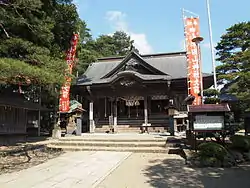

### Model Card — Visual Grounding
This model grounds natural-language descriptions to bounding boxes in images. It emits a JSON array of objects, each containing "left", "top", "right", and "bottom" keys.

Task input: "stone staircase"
[
  {"left": 47, "top": 134, "right": 176, "bottom": 153},
  {"left": 95, "top": 125, "right": 141, "bottom": 133}
]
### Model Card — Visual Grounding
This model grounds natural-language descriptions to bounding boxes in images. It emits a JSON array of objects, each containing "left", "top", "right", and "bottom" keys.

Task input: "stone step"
[
  {"left": 95, "top": 127, "right": 166, "bottom": 133},
  {"left": 95, "top": 129, "right": 141, "bottom": 133},
  {"left": 50, "top": 141, "right": 167, "bottom": 147},
  {"left": 47, "top": 144, "right": 169, "bottom": 153},
  {"left": 59, "top": 137, "right": 167, "bottom": 143}
]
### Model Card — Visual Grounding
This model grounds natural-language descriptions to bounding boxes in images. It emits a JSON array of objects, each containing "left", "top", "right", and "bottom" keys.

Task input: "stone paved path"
[
  {"left": 98, "top": 153, "right": 250, "bottom": 188},
  {"left": 0, "top": 151, "right": 131, "bottom": 188}
]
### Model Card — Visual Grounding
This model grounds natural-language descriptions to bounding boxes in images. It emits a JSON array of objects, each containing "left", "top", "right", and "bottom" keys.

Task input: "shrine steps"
[
  {"left": 47, "top": 135, "right": 175, "bottom": 153},
  {"left": 47, "top": 145, "right": 168, "bottom": 153},
  {"left": 95, "top": 125, "right": 167, "bottom": 133},
  {"left": 49, "top": 141, "right": 166, "bottom": 147}
]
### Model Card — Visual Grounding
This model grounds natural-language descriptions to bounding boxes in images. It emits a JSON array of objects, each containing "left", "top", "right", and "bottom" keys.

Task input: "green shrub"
[
  {"left": 198, "top": 142, "right": 228, "bottom": 161},
  {"left": 200, "top": 156, "right": 221, "bottom": 167},
  {"left": 230, "top": 135, "right": 250, "bottom": 152}
]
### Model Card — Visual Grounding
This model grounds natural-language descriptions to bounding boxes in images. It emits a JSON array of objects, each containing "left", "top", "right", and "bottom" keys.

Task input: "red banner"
[
  {"left": 184, "top": 17, "right": 202, "bottom": 105},
  {"left": 59, "top": 33, "right": 79, "bottom": 112}
]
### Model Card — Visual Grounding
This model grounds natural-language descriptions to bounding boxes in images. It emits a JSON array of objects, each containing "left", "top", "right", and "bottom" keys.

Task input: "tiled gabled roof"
[{"left": 77, "top": 51, "right": 213, "bottom": 86}]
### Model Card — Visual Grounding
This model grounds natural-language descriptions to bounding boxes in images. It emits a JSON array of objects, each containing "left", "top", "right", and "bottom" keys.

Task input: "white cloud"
[
  {"left": 105, "top": 11, "right": 128, "bottom": 31},
  {"left": 105, "top": 11, "right": 153, "bottom": 54}
]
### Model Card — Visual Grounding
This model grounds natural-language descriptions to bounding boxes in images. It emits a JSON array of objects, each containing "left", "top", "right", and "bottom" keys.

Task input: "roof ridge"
[
  {"left": 101, "top": 51, "right": 168, "bottom": 79},
  {"left": 97, "top": 51, "right": 186, "bottom": 61}
]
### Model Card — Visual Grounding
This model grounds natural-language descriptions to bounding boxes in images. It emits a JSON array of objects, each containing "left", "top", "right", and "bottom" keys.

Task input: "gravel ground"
[
  {"left": 0, "top": 146, "right": 63, "bottom": 175},
  {"left": 97, "top": 153, "right": 250, "bottom": 188}
]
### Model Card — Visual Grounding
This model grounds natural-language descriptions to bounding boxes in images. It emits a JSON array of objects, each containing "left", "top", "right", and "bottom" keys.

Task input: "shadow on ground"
[
  {"left": 144, "top": 157, "right": 250, "bottom": 188},
  {"left": 0, "top": 145, "right": 63, "bottom": 175}
]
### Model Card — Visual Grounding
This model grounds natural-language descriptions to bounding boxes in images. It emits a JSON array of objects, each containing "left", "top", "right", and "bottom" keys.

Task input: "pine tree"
[{"left": 216, "top": 22, "right": 250, "bottom": 110}]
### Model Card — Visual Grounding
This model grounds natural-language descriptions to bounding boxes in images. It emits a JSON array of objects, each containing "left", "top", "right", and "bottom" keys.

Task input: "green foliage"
[
  {"left": 199, "top": 157, "right": 222, "bottom": 167},
  {"left": 204, "top": 97, "right": 220, "bottom": 104},
  {"left": 75, "top": 31, "right": 137, "bottom": 75},
  {"left": 203, "top": 89, "right": 220, "bottom": 104},
  {"left": 75, "top": 48, "right": 97, "bottom": 76},
  {"left": 0, "top": 0, "right": 138, "bottom": 112},
  {"left": 216, "top": 22, "right": 250, "bottom": 110},
  {"left": 0, "top": 1, "right": 137, "bottom": 82},
  {"left": 0, "top": 58, "right": 65, "bottom": 85},
  {"left": 230, "top": 135, "right": 250, "bottom": 152},
  {"left": 198, "top": 142, "right": 228, "bottom": 161},
  {"left": 0, "top": 0, "right": 91, "bottom": 115},
  {"left": 87, "top": 31, "right": 135, "bottom": 57},
  {"left": 203, "top": 89, "right": 220, "bottom": 97},
  {"left": 0, "top": 0, "right": 82, "bottom": 85}
]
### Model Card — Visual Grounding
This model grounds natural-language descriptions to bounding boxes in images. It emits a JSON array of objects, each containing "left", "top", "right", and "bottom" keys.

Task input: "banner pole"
[
  {"left": 182, "top": 8, "right": 187, "bottom": 50},
  {"left": 182, "top": 9, "right": 202, "bottom": 105},
  {"left": 206, "top": 0, "right": 217, "bottom": 90}
]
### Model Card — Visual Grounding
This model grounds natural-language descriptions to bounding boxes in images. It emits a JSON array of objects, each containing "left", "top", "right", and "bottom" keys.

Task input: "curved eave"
[{"left": 77, "top": 71, "right": 171, "bottom": 86}]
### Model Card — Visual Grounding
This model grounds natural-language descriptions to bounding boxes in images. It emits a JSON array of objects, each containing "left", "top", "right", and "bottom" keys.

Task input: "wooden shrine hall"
[{"left": 75, "top": 50, "right": 213, "bottom": 133}]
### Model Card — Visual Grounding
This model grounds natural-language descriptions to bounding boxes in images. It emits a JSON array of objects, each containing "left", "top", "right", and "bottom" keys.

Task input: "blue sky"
[{"left": 73, "top": 0, "right": 250, "bottom": 73}]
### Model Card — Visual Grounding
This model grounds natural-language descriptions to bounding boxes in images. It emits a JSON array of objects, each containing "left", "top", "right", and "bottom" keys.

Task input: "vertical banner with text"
[
  {"left": 59, "top": 33, "right": 79, "bottom": 112},
  {"left": 184, "top": 17, "right": 202, "bottom": 105}
]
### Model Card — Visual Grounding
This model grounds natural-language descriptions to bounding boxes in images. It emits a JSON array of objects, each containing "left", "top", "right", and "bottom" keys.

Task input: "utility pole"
[{"left": 206, "top": 0, "right": 217, "bottom": 90}]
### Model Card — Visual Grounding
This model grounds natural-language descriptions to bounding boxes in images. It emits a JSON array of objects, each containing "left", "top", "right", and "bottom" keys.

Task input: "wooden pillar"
[
  {"left": 104, "top": 97, "right": 107, "bottom": 118},
  {"left": 144, "top": 97, "right": 148, "bottom": 125},
  {"left": 143, "top": 96, "right": 149, "bottom": 133},
  {"left": 110, "top": 100, "right": 113, "bottom": 116},
  {"left": 89, "top": 101, "right": 95, "bottom": 133},
  {"left": 113, "top": 99, "right": 117, "bottom": 133},
  {"left": 148, "top": 96, "right": 151, "bottom": 115}
]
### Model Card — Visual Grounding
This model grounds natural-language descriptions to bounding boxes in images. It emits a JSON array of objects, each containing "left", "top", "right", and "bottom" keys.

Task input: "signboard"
[
  {"left": 59, "top": 33, "right": 79, "bottom": 112},
  {"left": 194, "top": 115, "right": 224, "bottom": 131},
  {"left": 184, "top": 17, "right": 202, "bottom": 105}
]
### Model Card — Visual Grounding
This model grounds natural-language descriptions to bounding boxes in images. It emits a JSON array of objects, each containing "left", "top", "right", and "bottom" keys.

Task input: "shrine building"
[{"left": 75, "top": 50, "right": 213, "bottom": 133}]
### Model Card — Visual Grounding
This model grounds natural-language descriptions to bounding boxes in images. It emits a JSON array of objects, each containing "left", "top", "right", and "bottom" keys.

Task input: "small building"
[
  {"left": 59, "top": 100, "right": 85, "bottom": 134},
  {"left": 0, "top": 92, "right": 47, "bottom": 144},
  {"left": 75, "top": 51, "right": 213, "bottom": 133}
]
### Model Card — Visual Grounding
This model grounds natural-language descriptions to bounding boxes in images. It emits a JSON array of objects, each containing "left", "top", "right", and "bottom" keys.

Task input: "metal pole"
[
  {"left": 182, "top": 9, "right": 199, "bottom": 18},
  {"left": 197, "top": 43, "right": 204, "bottom": 104},
  {"left": 206, "top": 0, "right": 217, "bottom": 90},
  {"left": 182, "top": 8, "right": 187, "bottom": 50}
]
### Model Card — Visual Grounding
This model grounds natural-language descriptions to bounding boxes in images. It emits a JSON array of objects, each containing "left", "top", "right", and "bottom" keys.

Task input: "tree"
[
  {"left": 203, "top": 89, "right": 220, "bottom": 104},
  {"left": 216, "top": 22, "right": 250, "bottom": 110},
  {"left": 0, "top": 0, "right": 64, "bottom": 85},
  {"left": 75, "top": 31, "right": 138, "bottom": 76},
  {"left": 0, "top": 0, "right": 92, "bottom": 84},
  {"left": 87, "top": 31, "right": 137, "bottom": 57},
  {"left": 0, "top": 0, "right": 93, "bottom": 113}
]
